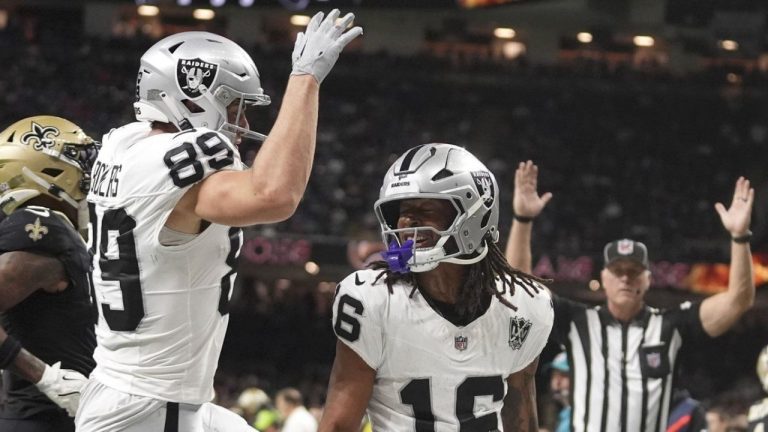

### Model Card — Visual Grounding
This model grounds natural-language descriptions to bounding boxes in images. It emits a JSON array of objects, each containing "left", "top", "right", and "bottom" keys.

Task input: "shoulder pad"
[
  {"left": 0, "top": 206, "right": 82, "bottom": 255},
  {"left": 336, "top": 269, "right": 388, "bottom": 302}
]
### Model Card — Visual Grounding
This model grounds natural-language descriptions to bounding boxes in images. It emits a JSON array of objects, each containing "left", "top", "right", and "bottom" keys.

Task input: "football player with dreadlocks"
[
  {"left": 0, "top": 116, "right": 99, "bottom": 432},
  {"left": 319, "top": 144, "right": 554, "bottom": 432}
]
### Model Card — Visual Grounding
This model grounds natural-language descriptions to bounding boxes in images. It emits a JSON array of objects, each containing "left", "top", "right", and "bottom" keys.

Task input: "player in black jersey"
[{"left": 0, "top": 116, "right": 100, "bottom": 432}]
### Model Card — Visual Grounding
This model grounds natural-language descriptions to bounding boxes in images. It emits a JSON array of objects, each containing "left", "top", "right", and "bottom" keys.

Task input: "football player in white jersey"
[
  {"left": 319, "top": 144, "right": 554, "bottom": 432},
  {"left": 75, "top": 10, "right": 362, "bottom": 432}
]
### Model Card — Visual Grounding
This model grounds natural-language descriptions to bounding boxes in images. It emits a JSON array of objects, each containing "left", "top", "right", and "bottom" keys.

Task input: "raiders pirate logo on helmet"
[
  {"left": 471, "top": 171, "right": 495, "bottom": 208},
  {"left": 176, "top": 58, "right": 218, "bottom": 99}
]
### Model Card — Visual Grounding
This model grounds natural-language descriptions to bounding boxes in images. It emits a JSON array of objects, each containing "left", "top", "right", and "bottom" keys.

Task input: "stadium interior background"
[{"left": 2, "top": 0, "right": 768, "bottom": 425}]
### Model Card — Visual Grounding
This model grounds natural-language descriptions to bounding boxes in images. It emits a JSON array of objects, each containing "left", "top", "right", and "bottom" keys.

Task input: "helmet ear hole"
[{"left": 443, "top": 236, "right": 460, "bottom": 255}]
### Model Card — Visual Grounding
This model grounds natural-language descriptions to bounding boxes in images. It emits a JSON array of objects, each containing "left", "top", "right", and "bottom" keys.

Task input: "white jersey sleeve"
[
  {"left": 331, "top": 270, "right": 386, "bottom": 370},
  {"left": 505, "top": 279, "right": 554, "bottom": 373}
]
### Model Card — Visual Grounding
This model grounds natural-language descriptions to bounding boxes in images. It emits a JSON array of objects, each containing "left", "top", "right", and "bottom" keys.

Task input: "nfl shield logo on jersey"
[
  {"left": 647, "top": 352, "right": 661, "bottom": 369},
  {"left": 177, "top": 58, "right": 218, "bottom": 99},
  {"left": 508, "top": 317, "right": 532, "bottom": 350},
  {"left": 454, "top": 335, "right": 468, "bottom": 351}
]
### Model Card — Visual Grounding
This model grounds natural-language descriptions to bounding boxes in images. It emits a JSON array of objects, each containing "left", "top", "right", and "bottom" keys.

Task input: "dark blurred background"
[{"left": 1, "top": 0, "right": 768, "bottom": 429}]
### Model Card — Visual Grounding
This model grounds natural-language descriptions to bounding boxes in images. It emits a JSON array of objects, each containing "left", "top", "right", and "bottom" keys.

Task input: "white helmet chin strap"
[
  {"left": 22, "top": 166, "right": 79, "bottom": 208},
  {"left": 407, "top": 235, "right": 451, "bottom": 273},
  {"left": 406, "top": 235, "right": 489, "bottom": 273},
  {"left": 160, "top": 92, "right": 193, "bottom": 131},
  {"left": 444, "top": 242, "right": 489, "bottom": 265}
]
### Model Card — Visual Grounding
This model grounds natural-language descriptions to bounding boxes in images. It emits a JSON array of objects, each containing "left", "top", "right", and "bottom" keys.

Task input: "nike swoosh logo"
[
  {"left": 354, "top": 274, "right": 364, "bottom": 286},
  {"left": 61, "top": 376, "right": 81, "bottom": 381}
]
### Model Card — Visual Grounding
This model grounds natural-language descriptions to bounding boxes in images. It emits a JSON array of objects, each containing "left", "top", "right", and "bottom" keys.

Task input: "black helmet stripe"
[{"left": 397, "top": 144, "right": 426, "bottom": 173}]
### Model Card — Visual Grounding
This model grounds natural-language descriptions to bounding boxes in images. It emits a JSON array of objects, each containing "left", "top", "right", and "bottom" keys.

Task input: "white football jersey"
[
  {"left": 332, "top": 269, "right": 554, "bottom": 432},
  {"left": 87, "top": 122, "right": 244, "bottom": 404}
]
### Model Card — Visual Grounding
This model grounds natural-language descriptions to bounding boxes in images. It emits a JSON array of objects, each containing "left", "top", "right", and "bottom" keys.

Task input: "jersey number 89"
[{"left": 164, "top": 131, "right": 234, "bottom": 188}]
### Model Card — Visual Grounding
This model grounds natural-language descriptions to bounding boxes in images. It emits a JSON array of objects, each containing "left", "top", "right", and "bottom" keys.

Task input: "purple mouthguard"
[{"left": 381, "top": 239, "right": 414, "bottom": 274}]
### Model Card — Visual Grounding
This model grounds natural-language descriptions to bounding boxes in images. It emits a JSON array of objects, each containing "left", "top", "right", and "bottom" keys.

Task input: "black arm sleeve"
[
  {"left": 551, "top": 294, "right": 586, "bottom": 345},
  {"left": 666, "top": 300, "right": 708, "bottom": 341}
]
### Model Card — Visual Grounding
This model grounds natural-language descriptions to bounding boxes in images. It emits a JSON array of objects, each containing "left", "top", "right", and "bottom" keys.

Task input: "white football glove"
[
  {"left": 291, "top": 9, "right": 363, "bottom": 84},
  {"left": 34, "top": 361, "right": 88, "bottom": 417}
]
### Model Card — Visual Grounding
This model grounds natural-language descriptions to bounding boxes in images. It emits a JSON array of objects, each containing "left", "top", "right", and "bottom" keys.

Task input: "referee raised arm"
[{"left": 505, "top": 161, "right": 756, "bottom": 432}]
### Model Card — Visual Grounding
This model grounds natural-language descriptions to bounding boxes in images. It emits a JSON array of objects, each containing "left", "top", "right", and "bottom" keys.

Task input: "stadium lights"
[
  {"left": 633, "top": 35, "right": 655, "bottom": 47},
  {"left": 720, "top": 40, "right": 739, "bottom": 51},
  {"left": 177, "top": 0, "right": 192, "bottom": 5},
  {"left": 502, "top": 41, "right": 525, "bottom": 59},
  {"left": 137, "top": 5, "right": 160, "bottom": 16},
  {"left": 577, "top": 32, "right": 593, "bottom": 43},
  {"left": 239, "top": 0, "right": 255, "bottom": 5},
  {"left": 493, "top": 27, "right": 516, "bottom": 39},
  {"left": 305, "top": 261, "right": 320, "bottom": 275},
  {"left": 193, "top": 8, "right": 216, "bottom": 20},
  {"left": 290, "top": 15, "right": 311, "bottom": 26},
  {"left": 210, "top": 0, "right": 226, "bottom": 6}
]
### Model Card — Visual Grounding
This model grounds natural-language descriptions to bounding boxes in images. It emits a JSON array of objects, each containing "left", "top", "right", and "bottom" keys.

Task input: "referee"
[{"left": 506, "top": 161, "right": 756, "bottom": 432}]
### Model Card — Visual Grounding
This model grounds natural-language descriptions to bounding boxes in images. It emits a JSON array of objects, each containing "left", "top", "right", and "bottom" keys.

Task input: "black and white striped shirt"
[{"left": 551, "top": 296, "right": 706, "bottom": 432}]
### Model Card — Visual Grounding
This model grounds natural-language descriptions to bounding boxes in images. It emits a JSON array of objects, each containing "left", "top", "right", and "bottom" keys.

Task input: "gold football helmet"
[
  {"left": 0, "top": 116, "right": 99, "bottom": 217},
  {"left": 758, "top": 345, "right": 768, "bottom": 393}
]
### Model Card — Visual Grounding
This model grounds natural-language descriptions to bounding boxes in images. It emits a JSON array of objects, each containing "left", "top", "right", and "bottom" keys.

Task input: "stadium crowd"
[
  {"left": 2, "top": 20, "right": 768, "bottom": 431},
  {"left": 3, "top": 29, "right": 768, "bottom": 264}
]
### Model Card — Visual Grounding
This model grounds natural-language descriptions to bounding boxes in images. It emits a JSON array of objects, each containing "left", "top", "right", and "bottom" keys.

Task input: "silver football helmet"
[
  {"left": 758, "top": 345, "right": 768, "bottom": 393},
  {"left": 374, "top": 144, "right": 499, "bottom": 273},
  {"left": 134, "top": 31, "right": 271, "bottom": 142}
]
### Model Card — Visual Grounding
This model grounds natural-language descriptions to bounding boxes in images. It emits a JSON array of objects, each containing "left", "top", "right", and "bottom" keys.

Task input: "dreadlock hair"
[{"left": 371, "top": 233, "right": 549, "bottom": 320}]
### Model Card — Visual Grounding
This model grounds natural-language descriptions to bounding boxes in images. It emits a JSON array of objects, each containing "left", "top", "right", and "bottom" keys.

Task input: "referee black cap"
[{"left": 603, "top": 239, "right": 649, "bottom": 269}]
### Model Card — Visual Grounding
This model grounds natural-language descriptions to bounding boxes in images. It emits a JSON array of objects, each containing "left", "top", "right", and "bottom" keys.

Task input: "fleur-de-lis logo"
[
  {"left": 24, "top": 217, "right": 49, "bottom": 242},
  {"left": 21, "top": 122, "right": 59, "bottom": 151}
]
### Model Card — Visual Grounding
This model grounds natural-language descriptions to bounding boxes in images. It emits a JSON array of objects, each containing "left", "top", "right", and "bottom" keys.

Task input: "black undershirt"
[{"left": 417, "top": 285, "right": 492, "bottom": 327}]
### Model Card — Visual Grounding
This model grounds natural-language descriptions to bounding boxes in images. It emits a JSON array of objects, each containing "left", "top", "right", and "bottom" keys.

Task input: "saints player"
[
  {"left": 0, "top": 116, "right": 99, "bottom": 431},
  {"left": 320, "top": 144, "right": 554, "bottom": 432},
  {"left": 75, "top": 10, "right": 362, "bottom": 432},
  {"left": 748, "top": 346, "right": 768, "bottom": 431}
]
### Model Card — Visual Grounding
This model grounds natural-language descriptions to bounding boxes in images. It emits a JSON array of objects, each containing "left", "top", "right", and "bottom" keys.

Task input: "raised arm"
[
  {"left": 191, "top": 10, "right": 362, "bottom": 227},
  {"left": 501, "top": 357, "right": 540, "bottom": 432},
  {"left": 194, "top": 75, "right": 321, "bottom": 226},
  {"left": 505, "top": 161, "right": 552, "bottom": 273},
  {"left": 0, "top": 251, "right": 87, "bottom": 416},
  {"left": 699, "top": 176, "right": 755, "bottom": 337},
  {"left": 319, "top": 341, "right": 376, "bottom": 432}
]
